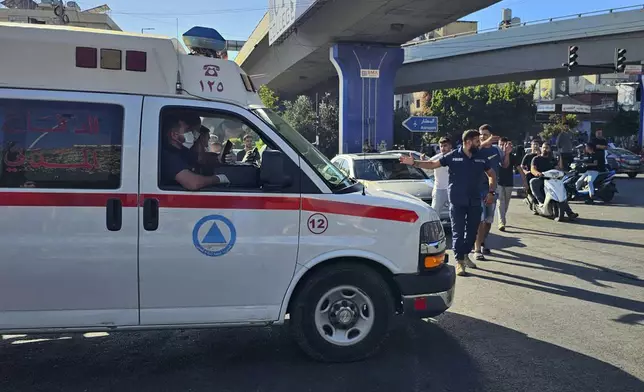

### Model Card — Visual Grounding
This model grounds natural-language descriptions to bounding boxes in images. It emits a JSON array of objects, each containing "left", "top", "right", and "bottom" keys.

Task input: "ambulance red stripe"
[{"left": 0, "top": 192, "right": 419, "bottom": 223}]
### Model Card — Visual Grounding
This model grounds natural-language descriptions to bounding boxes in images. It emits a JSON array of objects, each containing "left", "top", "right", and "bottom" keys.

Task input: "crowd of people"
[{"left": 399, "top": 124, "right": 611, "bottom": 276}]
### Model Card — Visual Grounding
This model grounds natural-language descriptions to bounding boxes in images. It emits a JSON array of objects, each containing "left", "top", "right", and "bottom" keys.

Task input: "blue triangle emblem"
[{"left": 202, "top": 222, "right": 226, "bottom": 244}]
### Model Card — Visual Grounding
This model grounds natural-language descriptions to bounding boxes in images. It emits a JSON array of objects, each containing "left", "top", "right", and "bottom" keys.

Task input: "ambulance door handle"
[
  {"left": 143, "top": 198, "right": 159, "bottom": 231},
  {"left": 106, "top": 198, "right": 122, "bottom": 232}
]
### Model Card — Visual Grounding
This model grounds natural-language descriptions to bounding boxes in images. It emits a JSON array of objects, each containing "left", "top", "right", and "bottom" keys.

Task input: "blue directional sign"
[{"left": 402, "top": 116, "right": 439, "bottom": 133}]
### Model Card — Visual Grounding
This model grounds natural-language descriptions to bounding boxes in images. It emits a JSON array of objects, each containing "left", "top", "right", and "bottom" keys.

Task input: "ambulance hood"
[{"left": 363, "top": 187, "right": 439, "bottom": 223}]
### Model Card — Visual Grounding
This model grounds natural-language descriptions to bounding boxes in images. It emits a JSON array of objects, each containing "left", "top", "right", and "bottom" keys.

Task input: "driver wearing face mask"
[{"left": 161, "top": 112, "right": 229, "bottom": 190}]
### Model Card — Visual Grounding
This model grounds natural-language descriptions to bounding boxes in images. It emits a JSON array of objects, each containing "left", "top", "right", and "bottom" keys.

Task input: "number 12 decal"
[{"left": 307, "top": 213, "right": 328, "bottom": 234}]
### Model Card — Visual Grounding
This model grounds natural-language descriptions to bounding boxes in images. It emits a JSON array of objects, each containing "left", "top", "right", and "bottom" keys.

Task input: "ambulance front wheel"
[{"left": 290, "top": 263, "right": 394, "bottom": 362}]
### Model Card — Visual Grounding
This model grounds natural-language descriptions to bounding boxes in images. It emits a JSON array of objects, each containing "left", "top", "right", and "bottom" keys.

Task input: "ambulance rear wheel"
[{"left": 290, "top": 263, "right": 394, "bottom": 362}]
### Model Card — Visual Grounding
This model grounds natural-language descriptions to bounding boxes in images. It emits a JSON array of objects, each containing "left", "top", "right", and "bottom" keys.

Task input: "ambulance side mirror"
[{"left": 260, "top": 150, "right": 292, "bottom": 190}]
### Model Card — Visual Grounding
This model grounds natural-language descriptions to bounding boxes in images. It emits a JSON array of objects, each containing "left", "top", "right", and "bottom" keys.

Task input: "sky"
[{"left": 73, "top": 0, "right": 638, "bottom": 58}]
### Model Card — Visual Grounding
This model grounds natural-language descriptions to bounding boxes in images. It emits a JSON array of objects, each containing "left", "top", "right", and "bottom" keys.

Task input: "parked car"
[
  {"left": 381, "top": 150, "right": 433, "bottom": 177},
  {"left": 330, "top": 154, "right": 450, "bottom": 222},
  {"left": 606, "top": 148, "right": 642, "bottom": 178}
]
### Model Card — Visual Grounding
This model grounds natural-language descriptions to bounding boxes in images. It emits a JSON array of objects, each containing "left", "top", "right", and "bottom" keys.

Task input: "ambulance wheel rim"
[{"left": 314, "top": 285, "right": 374, "bottom": 347}]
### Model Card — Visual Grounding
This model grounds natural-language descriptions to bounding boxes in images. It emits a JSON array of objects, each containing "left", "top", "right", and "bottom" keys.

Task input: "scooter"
[
  {"left": 524, "top": 169, "right": 573, "bottom": 222},
  {"left": 563, "top": 161, "right": 618, "bottom": 203}
]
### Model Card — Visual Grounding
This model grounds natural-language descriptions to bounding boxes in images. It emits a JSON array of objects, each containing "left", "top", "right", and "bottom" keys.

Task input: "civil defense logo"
[{"left": 192, "top": 215, "right": 237, "bottom": 257}]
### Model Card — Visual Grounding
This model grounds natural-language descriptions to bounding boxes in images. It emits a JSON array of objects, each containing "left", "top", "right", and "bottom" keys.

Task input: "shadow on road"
[
  {"left": 512, "top": 226, "right": 644, "bottom": 250},
  {"left": 0, "top": 314, "right": 643, "bottom": 392},
  {"left": 574, "top": 218, "right": 644, "bottom": 231},
  {"left": 492, "top": 249, "right": 643, "bottom": 289}
]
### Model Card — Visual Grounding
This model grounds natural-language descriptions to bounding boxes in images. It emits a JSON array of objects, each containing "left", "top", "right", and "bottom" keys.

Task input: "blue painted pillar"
[
  {"left": 639, "top": 75, "right": 644, "bottom": 146},
  {"left": 330, "top": 43, "right": 404, "bottom": 154}
]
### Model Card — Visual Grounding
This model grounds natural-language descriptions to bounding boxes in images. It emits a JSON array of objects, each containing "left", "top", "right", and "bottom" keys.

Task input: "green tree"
[
  {"left": 540, "top": 114, "right": 579, "bottom": 141},
  {"left": 282, "top": 95, "right": 316, "bottom": 137},
  {"left": 258, "top": 85, "right": 279, "bottom": 110},
  {"left": 424, "top": 82, "right": 536, "bottom": 142},
  {"left": 317, "top": 93, "right": 340, "bottom": 157},
  {"left": 604, "top": 109, "right": 639, "bottom": 138}
]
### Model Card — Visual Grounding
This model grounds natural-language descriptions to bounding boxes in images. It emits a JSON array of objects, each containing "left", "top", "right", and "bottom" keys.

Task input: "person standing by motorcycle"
[
  {"left": 591, "top": 130, "right": 608, "bottom": 167},
  {"left": 556, "top": 130, "right": 574, "bottom": 171},
  {"left": 530, "top": 143, "right": 579, "bottom": 219},
  {"left": 497, "top": 137, "right": 526, "bottom": 231},
  {"left": 575, "top": 142, "right": 605, "bottom": 204}
]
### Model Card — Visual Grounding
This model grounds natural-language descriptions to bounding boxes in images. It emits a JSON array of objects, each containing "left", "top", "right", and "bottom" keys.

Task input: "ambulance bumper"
[{"left": 394, "top": 264, "right": 456, "bottom": 318}]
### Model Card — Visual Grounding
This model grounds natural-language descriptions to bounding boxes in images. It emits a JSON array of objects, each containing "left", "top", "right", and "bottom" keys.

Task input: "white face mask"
[{"left": 182, "top": 131, "right": 195, "bottom": 149}]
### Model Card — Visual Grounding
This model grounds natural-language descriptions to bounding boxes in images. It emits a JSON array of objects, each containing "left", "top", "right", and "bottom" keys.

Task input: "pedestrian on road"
[
  {"left": 429, "top": 137, "right": 452, "bottom": 218},
  {"left": 474, "top": 124, "right": 504, "bottom": 261},
  {"left": 496, "top": 137, "right": 526, "bottom": 231},
  {"left": 399, "top": 130, "right": 497, "bottom": 276},
  {"left": 556, "top": 130, "right": 574, "bottom": 171}
]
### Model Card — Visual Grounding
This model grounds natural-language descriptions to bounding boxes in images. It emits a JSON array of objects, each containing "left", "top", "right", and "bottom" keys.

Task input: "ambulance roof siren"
[{"left": 182, "top": 26, "right": 228, "bottom": 59}]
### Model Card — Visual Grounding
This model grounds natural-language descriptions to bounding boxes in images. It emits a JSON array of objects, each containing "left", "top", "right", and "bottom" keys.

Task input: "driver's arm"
[{"left": 175, "top": 170, "right": 226, "bottom": 191}]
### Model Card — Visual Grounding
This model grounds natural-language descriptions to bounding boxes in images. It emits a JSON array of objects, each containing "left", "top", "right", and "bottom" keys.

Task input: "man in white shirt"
[{"left": 429, "top": 137, "right": 452, "bottom": 217}]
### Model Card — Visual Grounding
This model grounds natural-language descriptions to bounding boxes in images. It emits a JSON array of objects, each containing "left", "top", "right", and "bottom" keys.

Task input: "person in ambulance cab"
[{"left": 160, "top": 112, "right": 229, "bottom": 190}]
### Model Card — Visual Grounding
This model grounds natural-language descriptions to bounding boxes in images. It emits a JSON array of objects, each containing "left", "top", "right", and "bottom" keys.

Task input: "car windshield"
[
  {"left": 252, "top": 108, "right": 353, "bottom": 190},
  {"left": 353, "top": 158, "right": 428, "bottom": 181}
]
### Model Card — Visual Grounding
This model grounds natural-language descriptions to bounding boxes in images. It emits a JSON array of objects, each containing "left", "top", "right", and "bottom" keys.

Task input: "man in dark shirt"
[
  {"left": 160, "top": 112, "right": 229, "bottom": 191},
  {"left": 590, "top": 129, "right": 608, "bottom": 167},
  {"left": 400, "top": 129, "right": 497, "bottom": 276},
  {"left": 521, "top": 140, "right": 541, "bottom": 188},
  {"left": 496, "top": 137, "right": 526, "bottom": 231},
  {"left": 575, "top": 142, "right": 605, "bottom": 203},
  {"left": 530, "top": 143, "right": 556, "bottom": 204}
]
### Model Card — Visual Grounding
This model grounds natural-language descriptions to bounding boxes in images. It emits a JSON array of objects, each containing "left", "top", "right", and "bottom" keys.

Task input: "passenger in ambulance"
[
  {"left": 160, "top": 113, "right": 230, "bottom": 190},
  {"left": 237, "top": 133, "right": 257, "bottom": 162}
]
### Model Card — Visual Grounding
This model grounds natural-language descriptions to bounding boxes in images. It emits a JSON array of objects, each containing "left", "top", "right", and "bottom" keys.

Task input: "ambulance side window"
[
  {"left": 0, "top": 98, "right": 124, "bottom": 189},
  {"left": 158, "top": 107, "right": 299, "bottom": 193}
]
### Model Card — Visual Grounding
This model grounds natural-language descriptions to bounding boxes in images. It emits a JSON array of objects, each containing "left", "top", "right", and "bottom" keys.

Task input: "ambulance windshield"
[{"left": 253, "top": 108, "right": 353, "bottom": 190}]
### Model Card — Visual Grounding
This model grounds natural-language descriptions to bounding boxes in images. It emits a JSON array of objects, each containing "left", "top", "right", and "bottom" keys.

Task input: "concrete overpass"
[
  {"left": 237, "top": 0, "right": 501, "bottom": 153},
  {"left": 396, "top": 6, "right": 644, "bottom": 93}
]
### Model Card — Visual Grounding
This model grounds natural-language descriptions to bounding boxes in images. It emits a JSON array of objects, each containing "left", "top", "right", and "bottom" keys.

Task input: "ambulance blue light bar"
[{"left": 183, "top": 26, "right": 227, "bottom": 58}]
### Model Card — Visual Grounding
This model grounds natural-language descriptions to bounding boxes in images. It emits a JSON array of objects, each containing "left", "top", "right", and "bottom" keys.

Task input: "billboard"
[
  {"left": 268, "top": 0, "right": 319, "bottom": 46},
  {"left": 554, "top": 77, "right": 569, "bottom": 97}
]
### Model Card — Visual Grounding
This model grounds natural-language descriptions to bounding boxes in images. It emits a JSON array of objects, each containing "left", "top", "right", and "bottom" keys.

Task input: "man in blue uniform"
[{"left": 400, "top": 130, "right": 497, "bottom": 276}]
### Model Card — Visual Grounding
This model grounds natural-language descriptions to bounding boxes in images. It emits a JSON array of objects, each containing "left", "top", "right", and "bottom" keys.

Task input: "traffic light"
[
  {"left": 567, "top": 46, "right": 578, "bottom": 72},
  {"left": 615, "top": 48, "right": 627, "bottom": 72}
]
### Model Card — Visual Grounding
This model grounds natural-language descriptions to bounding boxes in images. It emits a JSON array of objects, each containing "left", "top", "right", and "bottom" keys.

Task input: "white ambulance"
[{"left": 0, "top": 22, "right": 454, "bottom": 362}]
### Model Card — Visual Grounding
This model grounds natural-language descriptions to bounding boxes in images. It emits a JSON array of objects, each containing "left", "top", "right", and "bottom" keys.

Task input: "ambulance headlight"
[
  {"left": 419, "top": 221, "right": 447, "bottom": 270},
  {"left": 419, "top": 221, "right": 445, "bottom": 254}
]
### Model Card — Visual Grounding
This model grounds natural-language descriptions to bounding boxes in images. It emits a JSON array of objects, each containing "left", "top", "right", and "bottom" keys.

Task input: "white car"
[{"left": 331, "top": 154, "right": 450, "bottom": 222}]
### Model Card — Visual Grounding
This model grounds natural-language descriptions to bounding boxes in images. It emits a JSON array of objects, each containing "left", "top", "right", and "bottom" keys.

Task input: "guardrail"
[{"left": 402, "top": 4, "right": 644, "bottom": 47}]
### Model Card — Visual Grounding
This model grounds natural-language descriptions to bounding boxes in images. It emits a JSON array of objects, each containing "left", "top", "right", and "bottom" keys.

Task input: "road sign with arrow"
[{"left": 402, "top": 116, "right": 438, "bottom": 133}]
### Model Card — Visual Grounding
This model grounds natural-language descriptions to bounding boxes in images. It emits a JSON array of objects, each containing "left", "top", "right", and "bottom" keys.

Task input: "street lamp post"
[{"left": 141, "top": 28, "right": 155, "bottom": 34}]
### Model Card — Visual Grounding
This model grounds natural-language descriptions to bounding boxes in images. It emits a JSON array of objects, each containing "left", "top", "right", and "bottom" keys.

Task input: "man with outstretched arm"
[{"left": 400, "top": 130, "right": 496, "bottom": 276}]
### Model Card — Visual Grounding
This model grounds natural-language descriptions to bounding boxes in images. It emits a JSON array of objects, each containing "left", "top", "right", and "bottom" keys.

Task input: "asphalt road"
[{"left": 1, "top": 175, "right": 643, "bottom": 392}]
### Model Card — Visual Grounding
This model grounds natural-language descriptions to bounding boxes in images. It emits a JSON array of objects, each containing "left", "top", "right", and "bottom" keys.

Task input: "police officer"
[{"left": 400, "top": 130, "right": 497, "bottom": 276}]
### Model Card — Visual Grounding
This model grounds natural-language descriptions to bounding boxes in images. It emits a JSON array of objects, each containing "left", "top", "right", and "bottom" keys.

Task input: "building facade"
[{"left": 0, "top": 1, "right": 120, "bottom": 31}]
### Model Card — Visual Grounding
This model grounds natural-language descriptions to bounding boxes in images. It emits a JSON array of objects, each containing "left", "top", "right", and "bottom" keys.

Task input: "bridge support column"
[
  {"left": 330, "top": 43, "right": 404, "bottom": 154},
  {"left": 637, "top": 75, "right": 644, "bottom": 146}
]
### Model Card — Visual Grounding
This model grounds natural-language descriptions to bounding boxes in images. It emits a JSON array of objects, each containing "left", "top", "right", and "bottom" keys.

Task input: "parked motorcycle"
[
  {"left": 563, "top": 161, "right": 618, "bottom": 203},
  {"left": 524, "top": 169, "right": 572, "bottom": 222}
]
